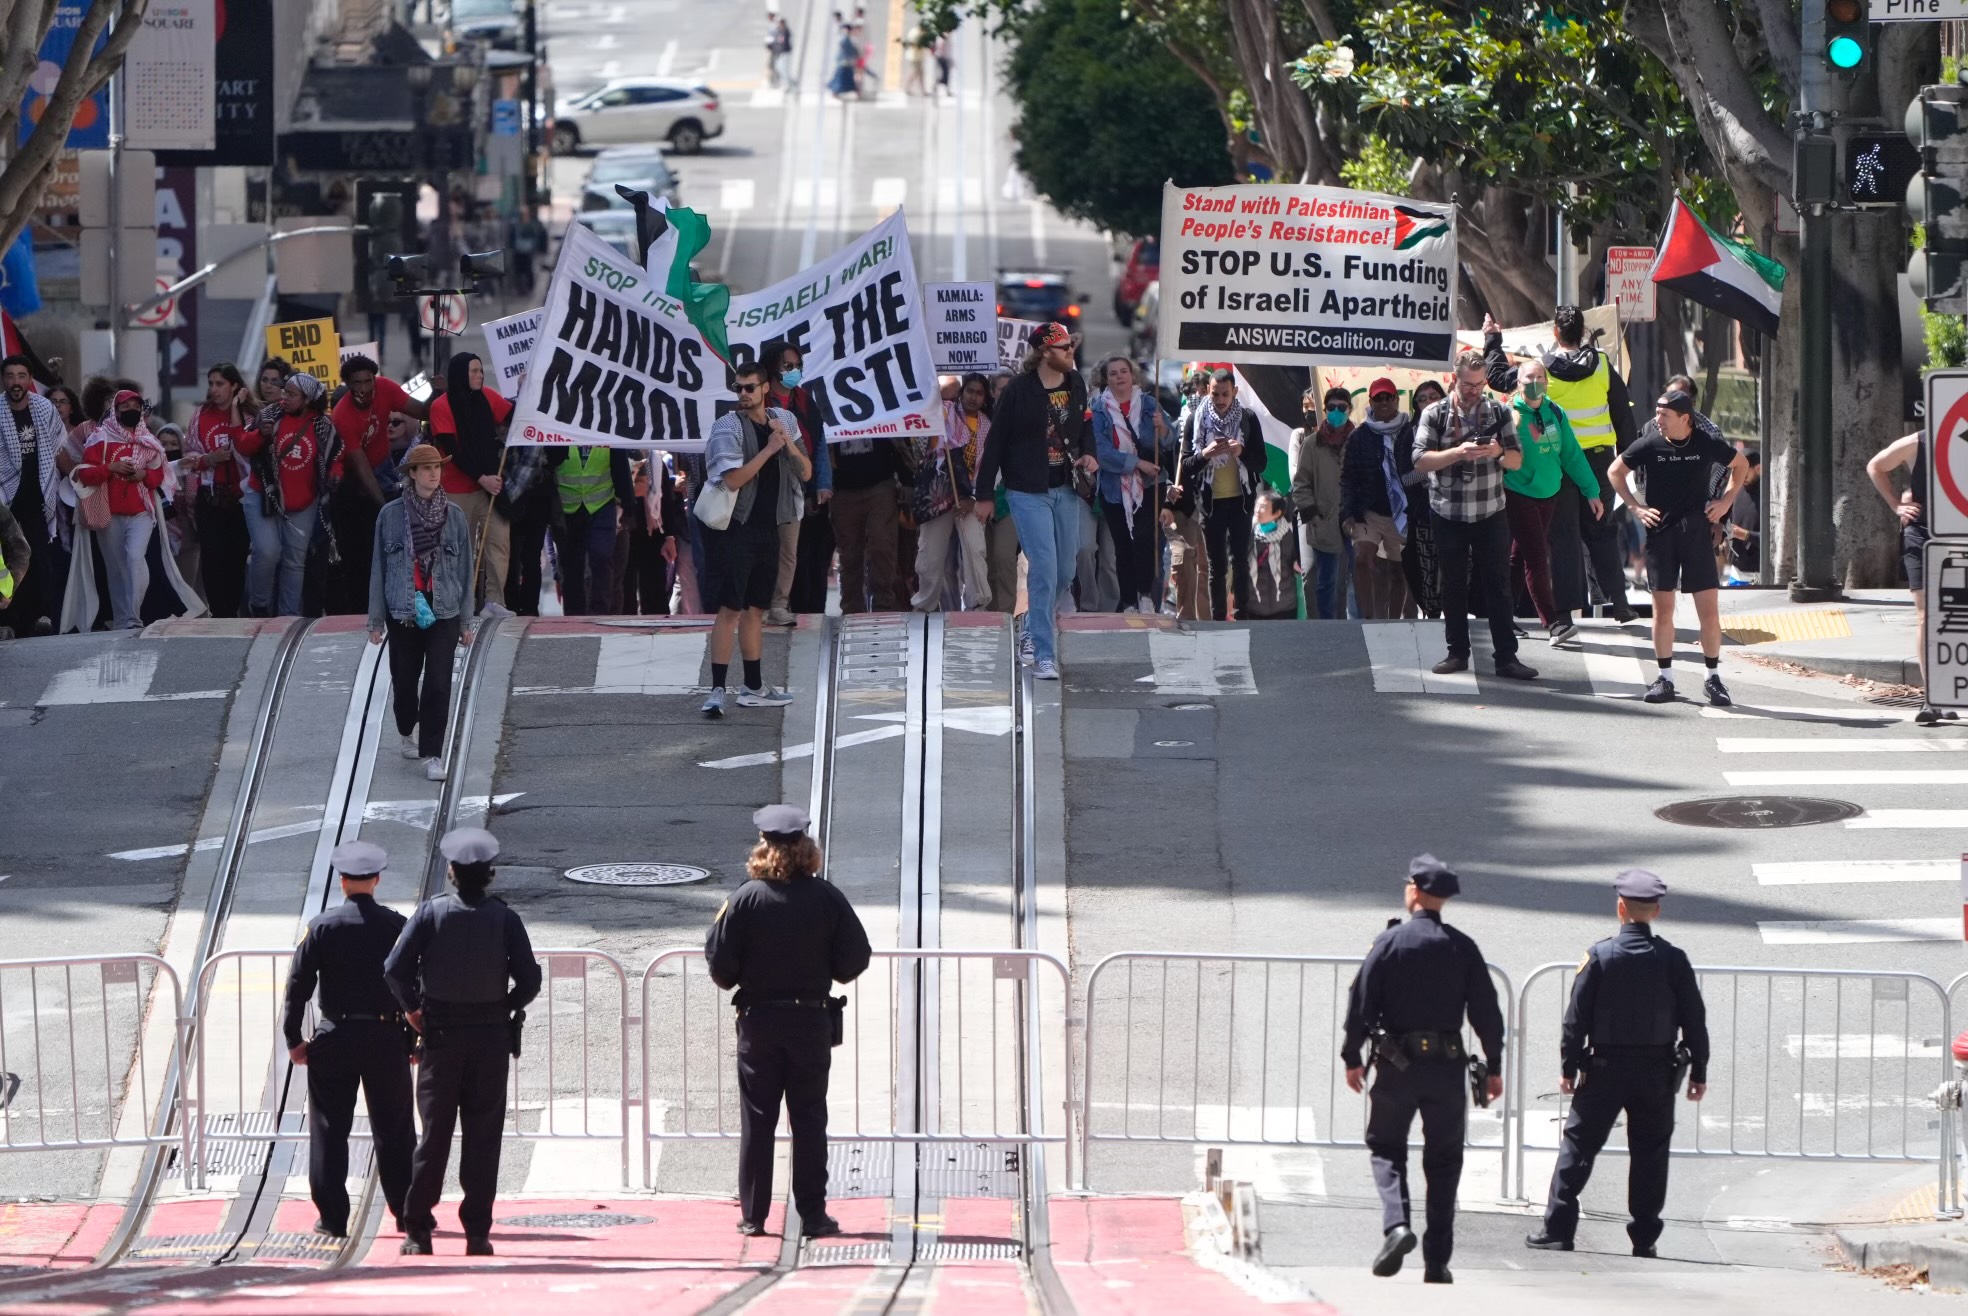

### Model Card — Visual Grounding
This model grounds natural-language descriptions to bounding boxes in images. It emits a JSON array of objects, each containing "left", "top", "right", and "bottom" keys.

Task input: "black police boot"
[
  {"left": 1633, "top": 1243, "right": 1659, "bottom": 1258},
  {"left": 801, "top": 1214, "right": 842, "bottom": 1239},
  {"left": 1370, "top": 1224, "right": 1416, "bottom": 1277},
  {"left": 400, "top": 1228, "right": 434, "bottom": 1256},
  {"left": 736, "top": 1220, "right": 767, "bottom": 1237},
  {"left": 1524, "top": 1231, "right": 1573, "bottom": 1251},
  {"left": 466, "top": 1235, "right": 494, "bottom": 1257},
  {"left": 1423, "top": 1264, "right": 1453, "bottom": 1284}
]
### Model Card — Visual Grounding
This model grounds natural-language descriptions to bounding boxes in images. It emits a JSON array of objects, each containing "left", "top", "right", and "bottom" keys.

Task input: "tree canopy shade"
[{"left": 999, "top": 0, "right": 1233, "bottom": 238}]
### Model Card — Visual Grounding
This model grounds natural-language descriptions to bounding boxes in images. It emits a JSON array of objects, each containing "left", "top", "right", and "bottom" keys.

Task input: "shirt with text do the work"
[
  {"left": 282, "top": 892, "right": 409, "bottom": 1047},
  {"left": 704, "top": 872, "right": 873, "bottom": 1008},
  {"left": 1341, "top": 909, "right": 1506, "bottom": 1077},
  {"left": 1621, "top": 423, "right": 1737, "bottom": 527}
]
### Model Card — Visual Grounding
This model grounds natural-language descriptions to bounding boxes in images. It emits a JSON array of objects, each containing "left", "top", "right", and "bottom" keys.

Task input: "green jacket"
[{"left": 1504, "top": 397, "right": 1599, "bottom": 501}]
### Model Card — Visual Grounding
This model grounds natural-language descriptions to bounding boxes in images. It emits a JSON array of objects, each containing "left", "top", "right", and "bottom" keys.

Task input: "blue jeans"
[
  {"left": 242, "top": 496, "right": 317, "bottom": 616},
  {"left": 1312, "top": 549, "right": 1343, "bottom": 619},
  {"left": 1006, "top": 485, "right": 1080, "bottom": 665}
]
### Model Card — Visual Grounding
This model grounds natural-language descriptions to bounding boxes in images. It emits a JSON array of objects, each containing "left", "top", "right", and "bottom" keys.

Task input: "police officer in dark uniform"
[
  {"left": 705, "top": 804, "right": 871, "bottom": 1239},
  {"left": 1341, "top": 854, "right": 1504, "bottom": 1285},
  {"left": 1527, "top": 869, "right": 1708, "bottom": 1258},
  {"left": 384, "top": 827, "right": 542, "bottom": 1257},
  {"left": 283, "top": 840, "right": 417, "bottom": 1239}
]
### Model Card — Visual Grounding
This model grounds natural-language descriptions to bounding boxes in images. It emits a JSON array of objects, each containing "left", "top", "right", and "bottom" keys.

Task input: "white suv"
[{"left": 552, "top": 79, "right": 724, "bottom": 155}]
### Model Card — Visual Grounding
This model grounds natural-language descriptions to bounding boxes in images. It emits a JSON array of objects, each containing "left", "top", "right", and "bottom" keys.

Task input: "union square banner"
[
  {"left": 505, "top": 209, "right": 939, "bottom": 451},
  {"left": 1156, "top": 182, "right": 1459, "bottom": 370}
]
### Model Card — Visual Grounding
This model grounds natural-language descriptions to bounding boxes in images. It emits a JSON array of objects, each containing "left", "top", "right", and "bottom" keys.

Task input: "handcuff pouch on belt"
[{"left": 1372, "top": 1029, "right": 1467, "bottom": 1073}]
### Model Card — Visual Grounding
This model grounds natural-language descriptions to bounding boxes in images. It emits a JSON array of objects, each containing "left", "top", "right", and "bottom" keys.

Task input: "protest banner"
[
  {"left": 339, "top": 340, "right": 378, "bottom": 364},
  {"left": 1459, "top": 306, "right": 1624, "bottom": 372},
  {"left": 483, "top": 308, "right": 544, "bottom": 394},
  {"left": 924, "top": 281, "right": 996, "bottom": 372},
  {"left": 1157, "top": 182, "right": 1458, "bottom": 370},
  {"left": 997, "top": 316, "right": 1043, "bottom": 371},
  {"left": 724, "top": 208, "right": 939, "bottom": 442},
  {"left": 266, "top": 317, "right": 341, "bottom": 382},
  {"left": 506, "top": 220, "right": 716, "bottom": 452}
]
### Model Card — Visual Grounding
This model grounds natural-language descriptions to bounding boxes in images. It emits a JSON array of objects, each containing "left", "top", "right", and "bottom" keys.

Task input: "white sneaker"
[
  {"left": 423, "top": 757, "right": 446, "bottom": 781},
  {"left": 401, "top": 733, "right": 419, "bottom": 760},
  {"left": 736, "top": 685, "right": 794, "bottom": 708},
  {"left": 701, "top": 687, "right": 730, "bottom": 719},
  {"left": 1034, "top": 659, "right": 1060, "bottom": 681},
  {"left": 1548, "top": 621, "right": 1579, "bottom": 645},
  {"left": 764, "top": 607, "right": 796, "bottom": 626}
]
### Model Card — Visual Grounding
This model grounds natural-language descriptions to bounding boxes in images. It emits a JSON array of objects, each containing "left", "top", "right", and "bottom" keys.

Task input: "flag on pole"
[
  {"left": 1648, "top": 197, "right": 1785, "bottom": 339},
  {"left": 651, "top": 205, "right": 730, "bottom": 364}
]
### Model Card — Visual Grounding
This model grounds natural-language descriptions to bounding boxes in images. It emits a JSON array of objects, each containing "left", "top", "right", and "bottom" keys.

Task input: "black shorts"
[
  {"left": 1905, "top": 524, "right": 1931, "bottom": 590},
  {"left": 704, "top": 517, "right": 780, "bottom": 612},
  {"left": 1643, "top": 513, "right": 1720, "bottom": 594}
]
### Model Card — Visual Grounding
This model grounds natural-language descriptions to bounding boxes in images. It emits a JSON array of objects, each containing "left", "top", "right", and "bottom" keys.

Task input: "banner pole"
[{"left": 1153, "top": 355, "right": 1165, "bottom": 616}]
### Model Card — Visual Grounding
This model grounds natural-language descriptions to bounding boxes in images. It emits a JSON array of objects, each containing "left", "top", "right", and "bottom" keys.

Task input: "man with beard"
[
  {"left": 0, "top": 355, "right": 65, "bottom": 635},
  {"left": 328, "top": 356, "right": 421, "bottom": 615}
]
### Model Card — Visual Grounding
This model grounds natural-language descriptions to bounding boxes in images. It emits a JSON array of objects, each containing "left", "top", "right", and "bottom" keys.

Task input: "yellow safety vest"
[
  {"left": 1545, "top": 354, "right": 1617, "bottom": 451},
  {"left": 559, "top": 446, "right": 613, "bottom": 515},
  {"left": 0, "top": 559, "right": 12, "bottom": 604}
]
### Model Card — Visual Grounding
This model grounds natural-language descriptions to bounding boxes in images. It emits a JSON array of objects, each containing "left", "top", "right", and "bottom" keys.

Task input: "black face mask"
[
  {"left": 1302, "top": 410, "right": 1321, "bottom": 427},
  {"left": 117, "top": 410, "right": 142, "bottom": 430}
]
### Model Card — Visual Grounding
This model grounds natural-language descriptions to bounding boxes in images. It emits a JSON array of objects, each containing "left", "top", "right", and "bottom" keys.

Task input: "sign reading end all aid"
[{"left": 1925, "top": 370, "right": 1968, "bottom": 539}]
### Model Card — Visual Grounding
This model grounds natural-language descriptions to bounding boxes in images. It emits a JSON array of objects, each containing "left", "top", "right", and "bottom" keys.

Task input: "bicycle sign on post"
[{"left": 419, "top": 292, "right": 467, "bottom": 336}]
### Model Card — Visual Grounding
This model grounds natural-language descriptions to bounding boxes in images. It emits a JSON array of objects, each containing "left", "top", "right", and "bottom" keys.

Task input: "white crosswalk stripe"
[
  {"left": 1360, "top": 621, "right": 1477, "bottom": 695},
  {"left": 1717, "top": 737, "right": 1968, "bottom": 754},
  {"left": 1753, "top": 859, "right": 1955, "bottom": 885},
  {"left": 1724, "top": 769, "right": 1968, "bottom": 786},
  {"left": 1847, "top": 810, "right": 1968, "bottom": 828},
  {"left": 1757, "top": 919, "right": 1959, "bottom": 945}
]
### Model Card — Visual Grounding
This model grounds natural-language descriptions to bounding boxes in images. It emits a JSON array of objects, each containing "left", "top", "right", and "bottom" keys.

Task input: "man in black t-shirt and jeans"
[{"left": 1606, "top": 391, "right": 1750, "bottom": 707}]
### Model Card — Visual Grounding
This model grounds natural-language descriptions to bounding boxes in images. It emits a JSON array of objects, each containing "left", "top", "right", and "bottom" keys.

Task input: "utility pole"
[
  {"left": 523, "top": 0, "right": 540, "bottom": 211},
  {"left": 107, "top": 72, "right": 123, "bottom": 377},
  {"left": 1791, "top": 0, "right": 1843, "bottom": 601}
]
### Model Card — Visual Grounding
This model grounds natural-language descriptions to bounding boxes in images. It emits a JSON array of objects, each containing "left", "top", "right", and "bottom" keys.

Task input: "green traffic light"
[{"left": 1828, "top": 34, "right": 1865, "bottom": 69}]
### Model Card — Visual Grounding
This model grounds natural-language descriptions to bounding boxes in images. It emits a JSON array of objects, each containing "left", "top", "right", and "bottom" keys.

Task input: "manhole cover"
[
  {"left": 500, "top": 1211, "right": 655, "bottom": 1228},
  {"left": 563, "top": 863, "right": 712, "bottom": 886},
  {"left": 1654, "top": 796, "right": 1864, "bottom": 829}
]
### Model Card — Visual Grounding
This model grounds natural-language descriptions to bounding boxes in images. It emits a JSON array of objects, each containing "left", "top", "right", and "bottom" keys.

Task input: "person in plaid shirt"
[{"left": 1414, "top": 352, "right": 1537, "bottom": 681}]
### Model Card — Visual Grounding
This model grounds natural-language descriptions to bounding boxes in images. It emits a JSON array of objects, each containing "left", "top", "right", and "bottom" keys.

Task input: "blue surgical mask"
[
  {"left": 781, "top": 367, "right": 802, "bottom": 388},
  {"left": 1325, "top": 407, "right": 1348, "bottom": 427}
]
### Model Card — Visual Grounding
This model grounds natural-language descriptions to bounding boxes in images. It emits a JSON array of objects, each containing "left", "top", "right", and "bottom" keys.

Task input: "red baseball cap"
[{"left": 1368, "top": 377, "right": 1398, "bottom": 397}]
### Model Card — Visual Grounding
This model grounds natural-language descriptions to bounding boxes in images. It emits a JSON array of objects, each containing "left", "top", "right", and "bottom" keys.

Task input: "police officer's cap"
[
  {"left": 438, "top": 827, "right": 500, "bottom": 864},
  {"left": 1406, "top": 853, "right": 1461, "bottom": 897},
  {"left": 331, "top": 840, "right": 388, "bottom": 876},
  {"left": 753, "top": 803, "right": 811, "bottom": 841},
  {"left": 1615, "top": 868, "right": 1669, "bottom": 901}
]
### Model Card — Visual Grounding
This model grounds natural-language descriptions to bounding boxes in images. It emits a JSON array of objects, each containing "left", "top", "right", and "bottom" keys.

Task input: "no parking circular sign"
[{"left": 1927, "top": 370, "right": 1968, "bottom": 539}]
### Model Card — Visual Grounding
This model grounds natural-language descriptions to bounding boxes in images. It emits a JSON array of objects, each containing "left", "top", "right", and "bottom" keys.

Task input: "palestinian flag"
[
  {"left": 646, "top": 205, "right": 731, "bottom": 363},
  {"left": 1392, "top": 204, "right": 1451, "bottom": 252},
  {"left": 1, "top": 310, "right": 56, "bottom": 387},
  {"left": 1232, "top": 364, "right": 1309, "bottom": 501},
  {"left": 1649, "top": 196, "right": 1785, "bottom": 339}
]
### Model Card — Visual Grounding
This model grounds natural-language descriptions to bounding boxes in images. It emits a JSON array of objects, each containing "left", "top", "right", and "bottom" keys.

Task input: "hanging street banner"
[
  {"left": 482, "top": 307, "right": 545, "bottom": 394},
  {"left": 725, "top": 208, "right": 940, "bottom": 442},
  {"left": 923, "top": 281, "right": 997, "bottom": 372},
  {"left": 124, "top": 0, "right": 217, "bottom": 152},
  {"left": 1156, "top": 182, "right": 1458, "bottom": 370},
  {"left": 507, "top": 220, "right": 715, "bottom": 452}
]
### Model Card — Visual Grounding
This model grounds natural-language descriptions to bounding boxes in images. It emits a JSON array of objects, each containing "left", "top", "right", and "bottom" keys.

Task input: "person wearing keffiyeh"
[
  {"left": 0, "top": 354, "right": 66, "bottom": 633},
  {"left": 1340, "top": 380, "right": 1415, "bottom": 619},
  {"left": 1177, "top": 368, "right": 1267, "bottom": 620},
  {"left": 369, "top": 444, "right": 474, "bottom": 780},
  {"left": 235, "top": 371, "right": 344, "bottom": 617},
  {"left": 73, "top": 390, "right": 168, "bottom": 629}
]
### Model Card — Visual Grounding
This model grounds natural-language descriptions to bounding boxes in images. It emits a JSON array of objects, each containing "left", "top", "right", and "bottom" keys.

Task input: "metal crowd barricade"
[
  {"left": 0, "top": 954, "right": 186, "bottom": 1164},
  {"left": 638, "top": 947, "right": 1071, "bottom": 1190},
  {"left": 1514, "top": 963, "right": 1954, "bottom": 1212},
  {"left": 192, "top": 947, "right": 633, "bottom": 1186},
  {"left": 1938, "top": 973, "right": 1968, "bottom": 1216},
  {"left": 1075, "top": 953, "right": 1516, "bottom": 1197}
]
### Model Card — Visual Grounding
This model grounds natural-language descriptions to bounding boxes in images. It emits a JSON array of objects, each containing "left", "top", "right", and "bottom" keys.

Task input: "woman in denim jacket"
[{"left": 368, "top": 444, "right": 474, "bottom": 781}]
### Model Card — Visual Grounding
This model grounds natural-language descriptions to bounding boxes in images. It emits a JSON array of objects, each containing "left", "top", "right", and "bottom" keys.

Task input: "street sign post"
[
  {"left": 1878, "top": 0, "right": 1968, "bottom": 19},
  {"left": 1924, "top": 369, "right": 1968, "bottom": 538},
  {"left": 1926, "top": 539, "right": 1968, "bottom": 708},
  {"left": 419, "top": 292, "right": 467, "bottom": 335},
  {"left": 1606, "top": 246, "right": 1658, "bottom": 322}
]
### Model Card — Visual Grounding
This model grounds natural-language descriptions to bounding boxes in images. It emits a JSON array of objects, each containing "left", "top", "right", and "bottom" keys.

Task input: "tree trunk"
[{"left": 1828, "top": 209, "right": 1909, "bottom": 589}]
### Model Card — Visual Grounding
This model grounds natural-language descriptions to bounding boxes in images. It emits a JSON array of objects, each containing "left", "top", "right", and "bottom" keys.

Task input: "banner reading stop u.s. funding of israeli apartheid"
[{"left": 1156, "top": 182, "right": 1458, "bottom": 371}]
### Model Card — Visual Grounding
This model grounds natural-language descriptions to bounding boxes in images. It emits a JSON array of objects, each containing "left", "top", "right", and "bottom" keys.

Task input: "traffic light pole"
[{"left": 1793, "top": 0, "right": 1843, "bottom": 601}]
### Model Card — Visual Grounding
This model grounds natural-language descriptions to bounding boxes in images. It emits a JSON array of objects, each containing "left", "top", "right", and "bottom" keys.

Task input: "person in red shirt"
[
  {"left": 183, "top": 363, "right": 252, "bottom": 616},
  {"left": 236, "top": 371, "right": 344, "bottom": 616},
  {"left": 429, "top": 352, "right": 513, "bottom": 612},
  {"left": 329, "top": 355, "right": 424, "bottom": 616},
  {"left": 74, "top": 390, "right": 167, "bottom": 629}
]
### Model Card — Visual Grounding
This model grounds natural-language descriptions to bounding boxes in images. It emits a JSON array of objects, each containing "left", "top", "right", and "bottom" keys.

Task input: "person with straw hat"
[{"left": 369, "top": 443, "right": 473, "bottom": 781}]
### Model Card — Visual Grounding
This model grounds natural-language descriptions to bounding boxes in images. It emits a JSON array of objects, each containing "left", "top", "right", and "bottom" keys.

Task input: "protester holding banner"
[
  {"left": 236, "top": 374, "right": 344, "bottom": 618},
  {"left": 700, "top": 363, "right": 809, "bottom": 718},
  {"left": 500, "top": 444, "right": 559, "bottom": 616},
  {"left": 1289, "top": 384, "right": 1348, "bottom": 620},
  {"left": 551, "top": 442, "right": 635, "bottom": 615},
  {"left": 910, "top": 373, "right": 991, "bottom": 611},
  {"left": 183, "top": 364, "right": 252, "bottom": 619},
  {"left": 973, "top": 322, "right": 1094, "bottom": 679},
  {"left": 429, "top": 353, "right": 514, "bottom": 612},
  {"left": 763, "top": 340, "right": 834, "bottom": 625},
  {"left": 1413, "top": 353, "right": 1536, "bottom": 681},
  {"left": 1179, "top": 369, "right": 1267, "bottom": 622},
  {"left": 1090, "top": 356, "right": 1169, "bottom": 614},
  {"left": 828, "top": 430, "right": 907, "bottom": 613},
  {"left": 1341, "top": 382, "right": 1416, "bottom": 621},
  {"left": 368, "top": 444, "right": 473, "bottom": 781}
]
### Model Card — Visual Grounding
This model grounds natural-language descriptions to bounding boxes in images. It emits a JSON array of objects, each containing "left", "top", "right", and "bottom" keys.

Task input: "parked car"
[
  {"left": 996, "top": 269, "right": 1088, "bottom": 323},
  {"left": 447, "top": 0, "right": 521, "bottom": 49},
  {"left": 1113, "top": 237, "right": 1158, "bottom": 326},
  {"left": 552, "top": 78, "right": 724, "bottom": 155},
  {"left": 1127, "top": 279, "right": 1159, "bottom": 361},
  {"left": 584, "top": 146, "right": 682, "bottom": 207},
  {"left": 565, "top": 211, "right": 642, "bottom": 263}
]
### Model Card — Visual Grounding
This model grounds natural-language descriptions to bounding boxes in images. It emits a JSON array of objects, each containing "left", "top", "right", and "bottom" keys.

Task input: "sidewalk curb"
[
  {"left": 1834, "top": 1225, "right": 1968, "bottom": 1291},
  {"left": 1747, "top": 647, "right": 1921, "bottom": 687}
]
